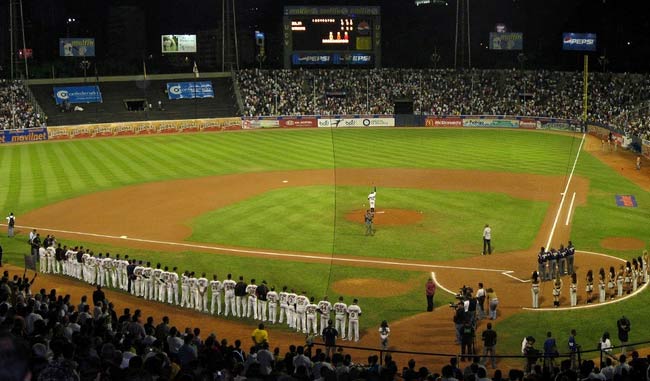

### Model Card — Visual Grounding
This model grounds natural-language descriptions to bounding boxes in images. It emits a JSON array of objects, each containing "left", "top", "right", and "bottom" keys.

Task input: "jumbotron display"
[{"left": 283, "top": 6, "right": 381, "bottom": 68}]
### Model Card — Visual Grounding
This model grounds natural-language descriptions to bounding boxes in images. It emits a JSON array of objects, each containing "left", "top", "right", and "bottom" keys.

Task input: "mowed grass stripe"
[
  {"left": 153, "top": 136, "right": 217, "bottom": 177},
  {"left": 110, "top": 138, "right": 169, "bottom": 179},
  {"left": 101, "top": 139, "right": 160, "bottom": 181},
  {"left": 0, "top": 148, "right": 9, "bottom": 205},
  {"left": 37, "top": 143, "right": 74, "bottom": 196},
  {"left": 90, "top": 140, "right": 142, "bottom": 183},
  {"left": 3, "top": 145, "right": 23, "bottom": 210},
  {"left": 75, "top": 141, "right": 121, "bottom": 186},
  {"left": 128, "top": 138, "right": 189, "bottom": 178},
  {"left": 55, "top": 142, "right": 103, "bottom": 191},
  {"left": 31, "top": 143, "right": 59, "bottom": 199}
]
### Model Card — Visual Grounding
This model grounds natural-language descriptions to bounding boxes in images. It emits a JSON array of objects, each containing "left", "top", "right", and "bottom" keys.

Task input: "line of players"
[
  {"left": 535, "top": 241, "right": 576, "bottom": 281},
  {"left": 36, "top": 240, "right": 364, "bottom": 342}
]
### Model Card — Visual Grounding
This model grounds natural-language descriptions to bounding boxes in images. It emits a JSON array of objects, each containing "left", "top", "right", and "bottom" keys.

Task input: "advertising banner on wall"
[
  {"left": 424, "top": 117, "right": 462, "bottom": 127},
  {"left": 47, "top": 118, "right": 240, "bottom": 140},
  {"left": 166, "top": 81, "right": 214, "bottom": 99},
  {"left": 53, "top": 86, "right": 103, "bottom": 105},
  {"left": 59, "top": 38, "right": 95, "bottom": 57},
  {"left": 462, "top": 118, "right": 519, "bottom": 128},
  {"left": 0, "top": 128, "right": 48, "bottom": 144},
  {"left": 562, "top": 33, "right": 597, "bottom": 51},
  {"left": 317, "top": 116, "right": 394, "bottom": 128}
]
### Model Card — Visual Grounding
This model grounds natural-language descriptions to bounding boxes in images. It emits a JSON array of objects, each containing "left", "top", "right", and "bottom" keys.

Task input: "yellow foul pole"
[{"left": 583, "top": 55, "right": 588, "bottom": 122}]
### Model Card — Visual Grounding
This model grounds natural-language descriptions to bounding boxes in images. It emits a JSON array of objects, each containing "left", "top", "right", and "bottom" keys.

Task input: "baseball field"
[{"left": 1, "top": 127, "right": 649, "bottom": 366}]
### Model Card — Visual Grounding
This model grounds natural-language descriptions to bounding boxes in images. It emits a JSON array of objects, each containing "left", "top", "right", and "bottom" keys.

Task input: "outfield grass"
[
  {"left": 1, "top": 128, "right": 649, "bottom": 354},
  {"left": 190, "top": 186, "right": 547, "bottom": 259}
]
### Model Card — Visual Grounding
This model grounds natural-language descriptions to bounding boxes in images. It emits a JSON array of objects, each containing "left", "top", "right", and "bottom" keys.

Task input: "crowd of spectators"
[
  {"left": 0, "top": 79, "right": 45, "bottom": 130},
  {"left": 236, "top": 68, "right": 650, "bottom": 140}
]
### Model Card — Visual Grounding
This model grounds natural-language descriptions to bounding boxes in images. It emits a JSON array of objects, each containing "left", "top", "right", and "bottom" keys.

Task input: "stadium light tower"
[
  {"left": 454, "top": 0, "right": 471, "bottom": 69},
  {"left": 221, "top": 0, "right": 239, "bottom": 71}
]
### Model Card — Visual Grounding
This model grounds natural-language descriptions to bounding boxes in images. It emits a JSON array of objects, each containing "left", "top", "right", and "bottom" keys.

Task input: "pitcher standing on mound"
[{"left": 368, "top": 187, "right": 377, "bottom": 213}]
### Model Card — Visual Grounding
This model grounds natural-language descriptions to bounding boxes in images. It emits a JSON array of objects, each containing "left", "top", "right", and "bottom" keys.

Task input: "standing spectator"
[
  {"left": 482, "top": 224, "right": 492, "bottom": 255},
  {"left": 599, "top": 332, "right": 613, "bottom": 360},
  {"left": 487, "top": 288, "right": 498, "bottom": 320},
  {"left": 617, "top": 315, "right": 631, "bottom": 354},
  {"left": 460, "top": 321, "right": 475, "bottom": 361},
  {"left": 251, "top": 323, "right": 269, "bottom": 348},
  {"left": 476, "top": 283, "right": 486, "bottom": 319},
  {"left": 321, "top": 319, "right": 338, "bottom": 360},
  {"left": 378, "top": 320, "right": 390, "bottom": 350},
  {"left": 5, "top": 213, "right": 15, "bottom": 237},
  {"left": 481, "top": 322, "right": 497, "bottom": 369},
  {"left": 425, "top": 277, "right": 436, "bottom": 311},
  {"left": 542, "top": 331, "right": 558, "bottom": 372},
  {"left": 568, "top": 329, "right": 580, "bottom": 370}
]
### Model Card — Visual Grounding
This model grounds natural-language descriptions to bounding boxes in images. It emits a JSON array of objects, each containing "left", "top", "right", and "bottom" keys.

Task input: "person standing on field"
[
  {"left": 426, "top": 277, "right": 436, "bottom": 311},
  {"left": 364, "top": 209, "right": 375, "bottom": 236},
  {"left": 347, "top": 299, "right": 362, "bottom": 342},
  {"left": 368, "top": 187, "right": 377, "bottom": 213},
  {"left": 6, "top": 212, "right": 15, "bottom": 237},
  {"left": 482, "top": 224, "right": 492, "bottom": 255}
]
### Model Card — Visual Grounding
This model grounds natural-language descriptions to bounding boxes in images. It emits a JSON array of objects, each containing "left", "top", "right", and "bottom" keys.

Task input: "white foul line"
[
  {"left": 546, "top": 133, "right": 586, "bottom": 249},
  {"left": 565, "top": 191, "right": 576, "bottom": 226},
  {"left": 3, "top": 223, "right": 513, "bottom": 273},
  {"left": 431, "top": 271, "right": 457, "bottom": 296},
  {"left": 501, "top": 271, "right": 531, "bottom": 283}
]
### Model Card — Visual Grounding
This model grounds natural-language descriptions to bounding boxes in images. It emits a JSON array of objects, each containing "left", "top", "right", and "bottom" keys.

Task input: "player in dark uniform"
[{"left": 364, "top": 209, "right": 375, "bottom": 236}]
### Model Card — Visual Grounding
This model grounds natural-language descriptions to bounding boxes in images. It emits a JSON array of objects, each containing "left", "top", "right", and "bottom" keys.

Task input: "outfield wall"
[{"left": 5, "top": 114, "right": 648, "bottom": 159}]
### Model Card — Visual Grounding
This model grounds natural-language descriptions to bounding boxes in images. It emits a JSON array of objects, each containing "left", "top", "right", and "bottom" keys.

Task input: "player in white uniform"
[
  {"left": 317, "top": 296, "right": 332, "bottom": 335},
  {"left": 210, "top": 274, "right": 223, "bottom": 315},
  {"left": 152, "top": 264, "right": 163, "bottom": 301},
  {"left": 133, "top": 262, "right": 144, "bottom": 296},
  {"left": 120, "top": 255, "right": 130, "bottom": 291},
  {"left": 295, "top": 292, "right": 309, "bottom": 333},
  {"left": 96, "top": 254, "right": 106, "bottom": 287},
  {"left": 222, "top": 274, "right": 237, "bottom": 317},
  {"left": 196, "top": 273, "right": 209, "bottom": 312},
  {"left": 46, "top": 246, "right": 56, "bottom": 274},
  {"left": 169, "top": 267, "right": 179, "bottom": 305},
  {"left": 38, "top": 245, "right": 47, "bottom": 273},
  {"left": 278, "top": 286, "right": 289, "bottom": 324},
  {"left": 188, "top": 273, "right": 198, "bottom": 309},
  {"left": 180, "top": 272, "right": 190, "bottom": 306},
  {"left": 333, "top": 296, "right": 348, "bottom": 340},
  {"left": 347, "top": 299, "right": 362, "bottom": 342},
  {"left": 143, "top": 263, "right": 154, "bottom": 300},
  {"left": 246, "top": 279, "right": 258, "bottom": 319},
  {"left": 266, "top": 287, "right": 278, "bottom": 324},
  {"left": 305, "top": 297, "right": 319, "bottom": 335},
  {"left": 158, "top": 266, "right": 171, "bottom": 303},
  {"left": 368, "top": 187, "right": 377, "bottom": 212},
  {"left": 286, "top": 290, "right": 297, "bottom": 329}
]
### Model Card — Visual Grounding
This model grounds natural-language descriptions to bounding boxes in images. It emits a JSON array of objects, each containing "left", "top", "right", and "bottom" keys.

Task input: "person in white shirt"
[
  {"left": 246, "top": 279, "right": 258, "bottom": 319},
  {"left": 317, "top": 296, "right": 332, "bottom": 335},
  {"left": 295, "top": 292, "right": 309, "bottom": 333},
  {"left": 197, "top": 273, "right": 209, "bottom": 312},
  {"left": 38, "top": 245, "right": 47, "bottom": 273},
  {"left": 6, "top": 213, "right": 16, "bottom": 237},
  {"left": 152, "top": 264, "right": 164, "bottom": 301},
  {"left": 168, "top": 267, "right": 179, "bottom": 305},
  {"left": 379, "top": 320, "right": 390, "bottom": 350},
  {"left": 333, "top": 296, "right": 348, "bottom": 340},
  {"left": 305, "top": 297, "right": 319, "bottom": 335},
  {"left": 367, "top": 188, "right": 377, "bottom": 212},
  {"left": 278, "top": 286, "right": 289, "bottom": 324},
  {"left": 347, "top": 299, "right": 362, "bottom": 342},
  {"left": 222, "top": 273, "right": 237, "bottom": 316},
  {"left": 210, "top": 274, "right": 222, "bottom": 315},
  {"left": 266, "top": 286, "right": 278, "bottom": 324},
  {"left": 482, "top": 224, "right": 492, "bottom": 255},
  {"left": 286, "top": 289, "right": 298, "bottom": 329}
]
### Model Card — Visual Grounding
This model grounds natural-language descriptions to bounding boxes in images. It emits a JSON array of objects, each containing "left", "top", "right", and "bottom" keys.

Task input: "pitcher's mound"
[
  {"left": 331, "top": 278, "right": 412, "bottom": 297},
  {"left": 345, "top": 209, "right": 423, "bottom": 226},
  {"left": 601, "top": 237, "right": 646, "bottom": 251}
]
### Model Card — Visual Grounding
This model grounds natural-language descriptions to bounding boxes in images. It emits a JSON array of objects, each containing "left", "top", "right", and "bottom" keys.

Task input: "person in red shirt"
[{"left": 426, "top": 278, "right": 436, "bottom": 311}]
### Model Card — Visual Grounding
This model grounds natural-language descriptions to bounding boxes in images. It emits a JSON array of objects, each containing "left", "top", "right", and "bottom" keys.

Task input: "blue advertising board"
[
  {"left": 53, "top": 86, "right": 103, "bottom": 105},
  {"left": 166, "top": 81, "right": 215, "bottom": 100},
  {"left": 1, "top": 127, "right": 48, "bottom": 144},
  {"left": 562, "top": 33, "right": 597, "bottom": 51},
  {"left": 59, "top": 38, "right": 95, "bottom": 57}
]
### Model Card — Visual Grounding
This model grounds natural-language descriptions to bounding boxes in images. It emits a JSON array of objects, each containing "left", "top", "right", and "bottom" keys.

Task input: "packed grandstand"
[{"left": 2, "top": 69, "right": 650, "bottom": 140}]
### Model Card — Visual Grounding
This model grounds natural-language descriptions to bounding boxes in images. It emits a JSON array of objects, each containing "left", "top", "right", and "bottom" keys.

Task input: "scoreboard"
[{"left": 283, "top": 6, "right": 381, "bottom": 68}]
